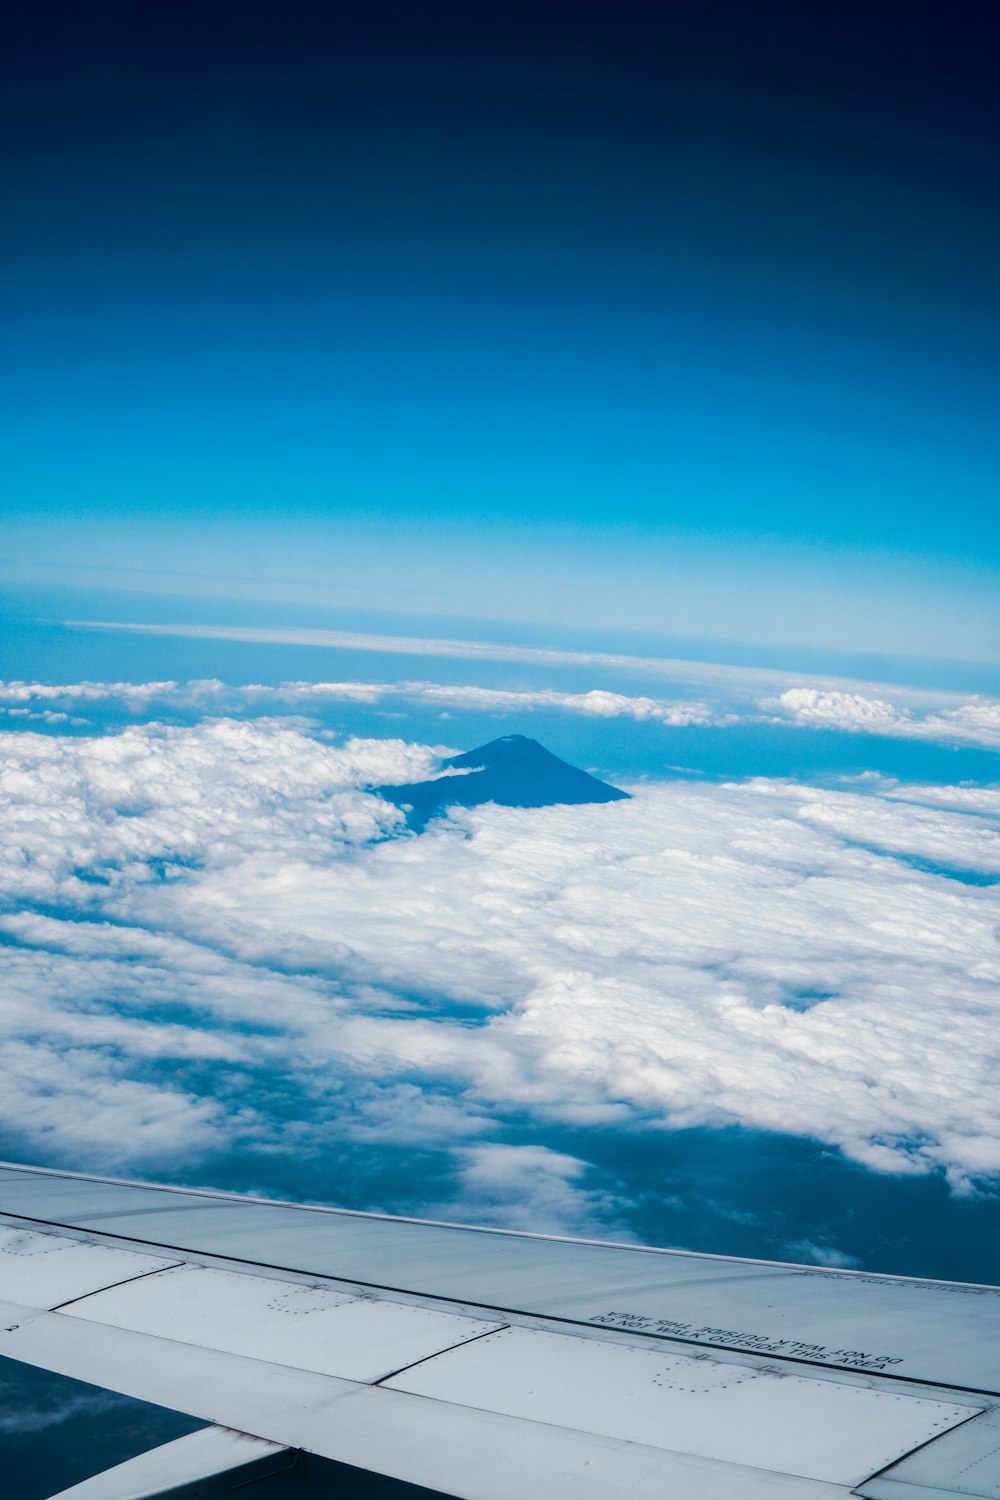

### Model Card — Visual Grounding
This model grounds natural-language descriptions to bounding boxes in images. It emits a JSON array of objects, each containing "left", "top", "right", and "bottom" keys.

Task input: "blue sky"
[{"left": 3, "top": 1, "right": 999, "bottom": 661}]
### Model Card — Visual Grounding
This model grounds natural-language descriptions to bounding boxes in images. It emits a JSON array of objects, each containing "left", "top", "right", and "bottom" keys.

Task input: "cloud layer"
[
  {"left": 2, "top": 713, "right": 999, "bottom": 1223},
  {"left": 6, "top": 659, "right": 1000, "bottom": 747}
]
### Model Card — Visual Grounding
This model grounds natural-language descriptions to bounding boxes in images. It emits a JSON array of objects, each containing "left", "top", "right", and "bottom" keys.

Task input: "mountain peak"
[
  {"left": 375, "top": 735, "right": 629, "bottom": 830},
  {"left": 446, "top": 733, "right": 573, "bottom": 768}
]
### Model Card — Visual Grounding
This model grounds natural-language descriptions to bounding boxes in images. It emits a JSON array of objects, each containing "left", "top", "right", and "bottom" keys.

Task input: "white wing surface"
[{"left": 1, "top": 1160, "right": 998, "bottom": 1499}]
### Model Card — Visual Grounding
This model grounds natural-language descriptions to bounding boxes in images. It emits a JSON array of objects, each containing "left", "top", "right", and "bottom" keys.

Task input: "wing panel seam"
[
  {"left": 48, "top": 1260, "right": 184, "bottom": 1313},
  {"left": 371, "top": 1322, "right": 509, "bottom": 1387},
  {"left": 851, "top": 1406, "right": 995, "bottom": 1491}
]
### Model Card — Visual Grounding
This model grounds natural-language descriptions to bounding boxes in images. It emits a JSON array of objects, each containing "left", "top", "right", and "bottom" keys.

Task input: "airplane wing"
[{"left": 1, "top": 1160, "right": 998, "bottom": 1499}]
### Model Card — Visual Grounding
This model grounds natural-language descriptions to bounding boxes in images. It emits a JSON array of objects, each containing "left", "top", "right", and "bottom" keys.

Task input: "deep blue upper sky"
[{"left": 3, "top": 1, "right": 999, "bottom": 656}]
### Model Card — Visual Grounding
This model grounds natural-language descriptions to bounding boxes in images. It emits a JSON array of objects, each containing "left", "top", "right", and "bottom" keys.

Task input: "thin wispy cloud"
[{"left": 67, "top": 619, "right": 684, "bottom": 671}]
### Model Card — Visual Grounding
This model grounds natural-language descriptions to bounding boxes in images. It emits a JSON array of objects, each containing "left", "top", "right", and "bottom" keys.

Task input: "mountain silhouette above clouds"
[{"left": 375, "top": 734, "right": 630, "bottom": 830}]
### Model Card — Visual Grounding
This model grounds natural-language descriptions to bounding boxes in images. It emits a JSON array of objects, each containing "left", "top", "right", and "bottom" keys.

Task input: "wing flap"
[
  {"left": 0, "top": 1297, "right": 848, "bottom": 1499},
  {"left": 385, "top": 1323, "right": 973, "bottom": 1487}
]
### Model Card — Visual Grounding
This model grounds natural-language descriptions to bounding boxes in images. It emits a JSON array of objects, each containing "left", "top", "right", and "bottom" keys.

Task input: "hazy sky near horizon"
[{"left": 3, "top": 0, "right": 999, "bottom": 659}]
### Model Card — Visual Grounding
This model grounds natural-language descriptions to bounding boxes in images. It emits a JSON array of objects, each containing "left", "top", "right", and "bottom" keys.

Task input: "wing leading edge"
[{"left": 1, "top": 1160, "right": 998, "bottom": 1499}]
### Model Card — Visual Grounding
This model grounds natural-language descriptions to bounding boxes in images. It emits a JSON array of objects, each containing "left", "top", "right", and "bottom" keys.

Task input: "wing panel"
[
  {"left": 0, "top": 1225, "right": 178, "bottom": 1307},
  {"left": 386, "top": 1324, "right": 975, "bottom": 1486},
  {"left": 65, "top": 1263, "right": 502, "bottom": 1382}
]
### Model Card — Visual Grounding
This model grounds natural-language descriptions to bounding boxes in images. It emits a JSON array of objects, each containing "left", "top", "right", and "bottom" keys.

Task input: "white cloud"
[
  {"left": 882, "top": 782, "right": 1000, "bottom": 816},
  {"left": 924, "top": 700, "right": 1000, "bottom": 749},
  {"left": 0, "top": 1038, "right": 240, "bottom": 1167},
  {"left": 166, "top": 776, "right": 1000, "bottom": 1185},
  {"left": 402, "top": 683, "right": 714, "bottom": 726},
  {"left": 770, "top": 688, "right": 902, "bottom": 729},
  {"left": 430, "top": 1144, "right": 630, "bottom": 1238},
  {"left": 0, "top": 719, "right": 447, "bottom": 909},
  {"left": 221, "top": 678, "right": 715, "bottom": 726},
  {"left": 8, "top": 662, "right": 1000, "bottom": 747},
  {"left": 779, "top": 782, "right": 1000, "bottom": 874},
  {"left": 0, "top": 707, "right": 75, "bottom": 725},
  {"left": 242, "top": 681, "right": 389, "bottom": 705},
  {"left": 0, "top": 679, "right": 180, "bottom": 704},
  {"left": 2, "top": 716, "right": 1000, "bottom": 1206},
  {"left": 0, "top": 676, "right": 717, "bottom": 728},
  {"left": 783, "top": 1240, "right": 860, "bottom": 1270},
  {"left": 769, "top": 687, "right": 1000, "bottom": 750}
]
